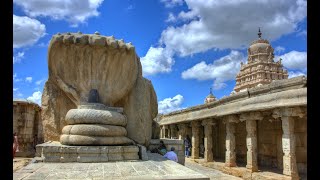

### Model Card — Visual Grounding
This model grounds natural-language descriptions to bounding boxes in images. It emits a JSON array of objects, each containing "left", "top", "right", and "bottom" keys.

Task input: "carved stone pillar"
[
  {"left": 202, "top": 120, "right": 215, "bottom": 162},
  {"left": 281, "top": 117, "right": 299, "bottom": 179},
  {"left": 225, "top": 121, "right": 236, "bottom": 167},
  {"left": 191, "top": 121, "right": 201, "bottom": 159},
  {"left": 170, "top": 124, "right": 177, "bottom": 139},
  {"left": 246, "top": 120, "right": 258, "bottom": 172},
  {"left": 273, "top": 107, "right": 305, "bottom": 179},
  {"left": 164, "top": 125, "right": 169, "bottom": 138},
  {"left": 240, "top": 112, "right": 262, "bottom": 172},
  {"left": 177, "top": 124, "right": 187, "bottom": 140},
  {"left": 160, "top": 126, "right": 163, "bottom": 138},
  {"left": 224, "top": 115, "right": 238, "bottom": 167},
  {"left": 167, "top": 125, "right": 171, "bottom": 139}
]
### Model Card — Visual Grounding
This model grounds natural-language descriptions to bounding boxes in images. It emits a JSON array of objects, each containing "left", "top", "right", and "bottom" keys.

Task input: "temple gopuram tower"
[
  {"left": 204, "top": 88, "right": 217, "bottom": 104},
  {"left": 234, "top": 28, "right": 288, "bottom": 92}
]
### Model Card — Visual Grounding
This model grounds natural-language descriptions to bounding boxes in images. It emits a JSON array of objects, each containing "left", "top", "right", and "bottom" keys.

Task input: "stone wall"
[
  {"left": 235, "top": 121, "right": 246, "bottom": 164},
  {"left": 216, "top": 120, "right": 226, "bottom": 160},
  {"left": 149, "top": 139, "right": 185, "bottom": 165},
  {"left": 295, "top": 117, "right": 307, "bottom": 173},
  {"left": 13, "top": 100, "right": 43, "bottom": 157},
  {"left": 257, "top": 119, "right": 282, "bottom": 169}
]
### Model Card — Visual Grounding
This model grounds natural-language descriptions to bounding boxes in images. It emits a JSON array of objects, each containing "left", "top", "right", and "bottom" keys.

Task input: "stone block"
[
  {"left": 108, "top": 154, "right": 123, "bottom": 161},
  {"left": 123, "top": 153, "right": 139, "bottom": 160},
  {"left": 123, "top": 146, "right": 139, "bottom": 153},
  {"left": 137, "top": 144, "right": 148, "bottom": 160},
  {"left": 109, "top": 146, "right": 123, "bottom": 153},
  {"left": 77, "top": 146, "right": 101, "bottom": 154}
]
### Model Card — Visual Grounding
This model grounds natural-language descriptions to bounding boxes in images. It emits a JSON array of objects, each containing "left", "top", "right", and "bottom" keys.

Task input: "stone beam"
[
  {"left": 239, "top": 112, "right": 263, "bottom": 122},
  {"left": 159, "top": 88, "right": 306, "bottom": 126}
]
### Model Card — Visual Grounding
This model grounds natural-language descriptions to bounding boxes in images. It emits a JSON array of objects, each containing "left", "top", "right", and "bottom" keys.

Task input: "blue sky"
[{"left": 13, "top": 0, "right": 307, "bottom": 114}]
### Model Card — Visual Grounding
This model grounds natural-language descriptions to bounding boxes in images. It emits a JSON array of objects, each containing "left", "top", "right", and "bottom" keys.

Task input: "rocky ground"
[
  {"left": 184, "top": 158, "right": 241, "bottom": 180},
  {"left": 13, "top": 158, "right": 33, "bottom": 172}
]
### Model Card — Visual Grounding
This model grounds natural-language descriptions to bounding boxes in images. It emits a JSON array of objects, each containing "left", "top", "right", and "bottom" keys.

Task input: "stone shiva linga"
[
  {"left": 60, "top": 89, "right": 134, "bottom": 146},
  {"left": 36, "top": 31, "right": 158, "bottom": 162}
]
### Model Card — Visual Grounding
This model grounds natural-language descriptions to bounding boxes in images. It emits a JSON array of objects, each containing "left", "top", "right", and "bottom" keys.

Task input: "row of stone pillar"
[{"left": 159, "top": 107, "right": 305, "bottom": 179}]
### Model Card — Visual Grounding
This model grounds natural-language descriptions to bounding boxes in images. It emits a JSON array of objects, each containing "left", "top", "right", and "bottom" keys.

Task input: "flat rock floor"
[
  {"left": 184, "top": 158, "right": 241, "bottom": 180},
  {"left": 13, "top": 153, "right": 209, "bottom": 180}
]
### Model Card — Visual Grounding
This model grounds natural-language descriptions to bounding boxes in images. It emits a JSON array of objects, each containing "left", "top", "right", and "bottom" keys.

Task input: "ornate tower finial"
[
  {"left": 258, "top": 27, "right": 262, "bottom": 39},
  {"left": 210, "top": 87, "right": 213, "bottom": 95}
]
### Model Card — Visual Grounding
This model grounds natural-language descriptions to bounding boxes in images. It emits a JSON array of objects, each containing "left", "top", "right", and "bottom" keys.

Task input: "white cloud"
[
  {"left": 14, "top": 0, "right": 104, "bottom": 27},
  {"left": 13, "top": 52, "right": 25, "bottom": 64},
  {"left": 288, "top": 71, "right": 306, "bottom": 78},
  {"left": 158, "top": 94, "right": 184, "bottom": 114},
  {"left": 161, "top": 0, "right": 184, "bottom": 8},
  {"left": 181, "top": 50, "right": 246, "bottom": 89},
  {"left": 274, "top": 46, "right": 285, "bottom": 55},
  {"left": 13, "top": 15, "right": 46, "bottom": 48},
  {"left": 35, "top": 79, "right": 45, "bottom": 85},
  {"left": 25, "top": 77, "right": 33, "bottom": 83},
  {"left": 159, "top": 0, "right": 306, "bottom": 57},
  {"left": 166, "top": 13, "right": 176, "bottom": 23},
  {"left": 13, "top": 88, "right": 19, "bottom": 92},
  {"left": 27, "top": 91, "right": 42, "bottom": 105},
  {"left": 140, "top": 47, "right": 175, "bottom": 76},
  {"left": 13, "top": 73, "right": 22, "bottom": 82},
  {"left": 276, "top": 51, "right": 307, "bottom": 72},
  {"left": 16, "top": 92, "right": 24, "bottom": 97}
]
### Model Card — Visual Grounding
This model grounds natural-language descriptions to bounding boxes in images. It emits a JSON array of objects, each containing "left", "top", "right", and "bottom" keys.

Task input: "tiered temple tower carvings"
[{"left": 234, "top": 28, "right": 288, "bottom": 92}]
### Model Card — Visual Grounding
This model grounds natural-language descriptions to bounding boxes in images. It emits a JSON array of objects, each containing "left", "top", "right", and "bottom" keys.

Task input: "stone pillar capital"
[
  {"left": 223, "top": 115, "right": 239, "bottom": 124},
  {"left": 177, "top": 123, "right": 187, "bottom": 129},
  {"left": 272, "top": 107, "right": 306, "bottom": 119},
  {"left": 240, "top": 112, "right": 263, "bottom": 122},
  {"left": 191, "top": 121, "right": 201, "bottom": 127},
  {"left": 201, "top": 119, "right": 216, "bottom": 126}
]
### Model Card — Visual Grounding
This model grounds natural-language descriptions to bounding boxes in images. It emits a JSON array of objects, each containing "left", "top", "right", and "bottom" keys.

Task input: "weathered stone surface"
[
  {"left": 48, "top": 33, "right": 139, "bottom": 106},
  {"left": 65, "top": 109, "right": 127, "bottom": 126},
  {"left": 13, "top": 99, "right": 42, "bottom": 157},
  {"left": 60, "top": 134, "right": 133, "bottom": 145},
  {"left": 159, "top": 77, "right": 307, "bottom": 125},
  {"left": 116, "top": 74, "right": 158, "bottom": 146},
  {"left": 62, "top": 124, "right": 127, "bottom": 136},
  {"left": 36, "top": 142, "right": 139, "bottom": 163},
  {"left": 42, "top": 33, "right": 158, "bottom": 146},
  {"left": 41, "top": 80, "right": 77, "bottom": 141}
]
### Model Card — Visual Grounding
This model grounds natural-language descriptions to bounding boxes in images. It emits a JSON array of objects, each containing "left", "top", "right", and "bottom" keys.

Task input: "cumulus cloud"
[
  {"left": 14, "top": 0, "right": 104, "bottom": 27},
  {"left": 288, "top": 71, "right": 306, "bottom": 78},
  {"left": 161, "top": 0, "right": 184, "bottom": 8},
  {"left": 140, "top": 47, "right": 175, "bottom": 76},
  {"left": 25, "top": 77, "right": 33, "bottom": 83},
  {"left": 13, "top": 15, "right": 46, "bottom": 49},
  {"left": 13, "top": 88, "right": 19, "bottom": 92},
  {"left": 142, "top": 0, "right": 306, "bottom": 76},
  {"left": 13, "top": 52, "right": 25, "bottom": 64},
  {"left": 158, "top": 94, "right": 184, "bottom": 114},
  {"left": 160, "top": 0, "right": 306, "bottom": 56},
  {"left": 182, "top": 50, "right": 246, "bottom": 89},
  {"left": 27, "top": 91, "right": 42, "bottom": 105},
  {"left": 166, "top": 13, "right": 176, "bottom": 23},
  {"left": 274, "top": 46, "right": 285, "bottom": 55},
  {"left": 276, "top": 51, "right": 307, "bottom": 72}
]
